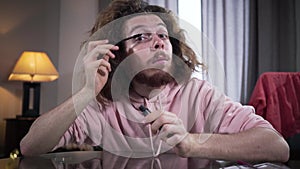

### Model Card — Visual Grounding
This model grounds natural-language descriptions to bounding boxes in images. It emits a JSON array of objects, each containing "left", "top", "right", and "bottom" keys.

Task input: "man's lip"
[
  {"left": 152, "top": 52, "right": 169, "bottom": 64},
  {"left": 152, "top": 58, "right": 168, "bottom": 64}
]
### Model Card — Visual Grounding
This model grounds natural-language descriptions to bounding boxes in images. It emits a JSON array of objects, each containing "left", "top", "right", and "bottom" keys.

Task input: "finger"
[
  {"left": 97, "top": 65, "right": 110, "bottom": 76},
  {"left": 102, "top": 54, "right": 110, "bottom": 61},
  {"left": 158, "top": 124, "right": 174, "bottom": 139},
  {"left": 85, "top": 60, "right": 111, "bottom": 79},
  {"left": 94, "top": 45, "right": 119, "bottom": 61},
  {"left": 144, "top": 110, "right": 163, "bottom": 123},
  {"left": 150, "top": 113, "right": 179, "bottom": 132},
  {"left": 83, "top": 44, "right": 119, "bottom": 60},
  {"left": 96, "top": 60, "right": 112, "bottom": 77},
  {"left": 97, "top": 48, "right": 118, "bottom": 61},
  {"left": 79, "top": 144, "right": 93, "bottom": 151},
  {"left": 86, "top": 60, "right": 110, "bottom": 77},
  {"left": 87, "top": 40, "right": 109, "bottom": 52},
  {"left": 84, "top": 44, "right": 118, "bottom": 62},
  {"left": 87, "top": 59, "right": 110, "bottom": 71},
  {"left": 98, "top": 59, "right": 112, "bottom": 72},
  {"left": 86, "top": 145, "right": 93, "bottom": 151},
  {"left": 159, "top": 124, "right": 183, "bottom": 140},
  {"left": 65, "top": 143, "right": 78, "bottom": 150}
]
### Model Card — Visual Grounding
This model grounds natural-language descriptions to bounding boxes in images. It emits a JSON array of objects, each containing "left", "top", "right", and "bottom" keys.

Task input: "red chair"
[{"left": 248, "top": 72, "right": 300, "bottom": 139}]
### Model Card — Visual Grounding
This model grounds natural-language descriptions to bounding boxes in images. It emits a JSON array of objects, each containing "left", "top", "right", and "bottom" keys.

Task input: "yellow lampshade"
[{"left": 8, "top": 51, "right": 59, "bottom": 82}]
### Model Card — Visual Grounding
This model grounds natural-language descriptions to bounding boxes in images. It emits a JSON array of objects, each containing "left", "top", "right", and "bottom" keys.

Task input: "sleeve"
[
  {"left": 53, "top": 116, "right": 88, "bottom": 150},
  {"left": 53, "top": 100, "right": 104, "bottom": 150},
  {"left": 200, "top": 81, "right": 274, "bottom": 134}
]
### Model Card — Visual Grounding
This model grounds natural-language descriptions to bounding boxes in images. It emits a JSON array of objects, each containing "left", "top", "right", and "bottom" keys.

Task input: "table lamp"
[{"left": 8, "top": 51, "right": 59, "bottom": 117}]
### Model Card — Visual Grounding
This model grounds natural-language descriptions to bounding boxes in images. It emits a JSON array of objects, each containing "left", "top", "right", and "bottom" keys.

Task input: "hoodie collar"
[{"left": 129, "top": 82, "right": 179, "bottom": 106}]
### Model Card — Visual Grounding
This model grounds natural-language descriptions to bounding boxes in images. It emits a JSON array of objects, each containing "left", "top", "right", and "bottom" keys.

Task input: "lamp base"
[
  {"left": 22, "top": 82, "right": 40, "bottom": 117},
  {"left": 23, "top": 110, "right": 40, "bottom": 117}
]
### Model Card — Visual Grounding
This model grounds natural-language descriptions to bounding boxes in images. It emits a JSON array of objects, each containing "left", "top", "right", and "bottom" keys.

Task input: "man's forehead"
[{"left": 124, "top": 14, "right": 167, "bottom": 35}]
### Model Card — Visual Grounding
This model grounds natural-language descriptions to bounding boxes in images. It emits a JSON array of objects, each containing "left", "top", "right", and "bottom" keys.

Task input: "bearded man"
[{"left": 20, "top": 0, "right": 289, "bottom": 162}]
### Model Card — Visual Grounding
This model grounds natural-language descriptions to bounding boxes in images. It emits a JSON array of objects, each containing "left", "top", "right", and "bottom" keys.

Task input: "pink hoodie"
[{"left": 55, "top": 78, "right": 274, "bottom": 157}]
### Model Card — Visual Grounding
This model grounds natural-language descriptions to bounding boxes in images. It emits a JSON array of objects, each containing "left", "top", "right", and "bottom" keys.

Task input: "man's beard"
[{"left": 132, "top": 68, "right": 175, "bottom": 87}]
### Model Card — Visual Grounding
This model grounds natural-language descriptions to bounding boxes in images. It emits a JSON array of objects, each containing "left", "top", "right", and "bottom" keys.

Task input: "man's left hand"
[{"left": 144, "top": 110, "right": 191, "bottom": 157}]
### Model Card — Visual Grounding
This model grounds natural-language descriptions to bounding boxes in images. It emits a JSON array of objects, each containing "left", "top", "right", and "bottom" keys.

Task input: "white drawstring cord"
[
  {"left": 149, "top": 123, "right": 163, "bottom": 169},
  {"left": 156, "top": 140, "right": 162, "bottom": 157},
  {"left": 152, "top": 94, "right": 163, "bottom": 157},
  {"left": 140, "top": 94, "right": 164, "bottom": 157},
  {"left": 151, "top": 156, "right": 162, "bottom": 169},
  {"left": 148, "top": 123, "right": 162, "bottom": 157},
  {"left": 150, "top": 94, "right": 163, "bottom": 168}
]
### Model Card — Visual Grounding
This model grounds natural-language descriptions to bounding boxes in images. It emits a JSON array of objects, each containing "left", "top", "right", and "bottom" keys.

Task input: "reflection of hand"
[
  {"left": 144, "top": 110, "right": 190, "bottom": 156},
  {"left": 81, "top": 40, "right": 119, "bottom": 96}
]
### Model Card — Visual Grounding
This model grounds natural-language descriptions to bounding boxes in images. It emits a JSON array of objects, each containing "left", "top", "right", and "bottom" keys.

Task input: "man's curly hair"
[{"left": 85, "top": 0, "right": 203, "bottom": 105}]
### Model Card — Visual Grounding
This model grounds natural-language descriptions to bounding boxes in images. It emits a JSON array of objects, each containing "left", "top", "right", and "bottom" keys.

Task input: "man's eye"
[
  {"left": 134, "top": 33, "right": 150, "bottom": 42},
  {"left": 158, "top": 33, "right": 169, "bottom": 39}
]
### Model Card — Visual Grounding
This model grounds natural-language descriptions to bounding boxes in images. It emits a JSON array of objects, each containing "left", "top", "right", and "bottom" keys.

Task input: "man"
[{"left": 20, "top": 0, "right": 289, "bottom": 162}]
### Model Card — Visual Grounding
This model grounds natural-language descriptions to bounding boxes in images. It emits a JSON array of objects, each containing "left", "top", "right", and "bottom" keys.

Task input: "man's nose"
[{"left": 151, "top": 34, "right": 165, "bottom": 49}]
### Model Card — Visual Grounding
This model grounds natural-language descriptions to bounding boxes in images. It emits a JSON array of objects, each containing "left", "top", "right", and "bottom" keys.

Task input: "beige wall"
[
  {"left": 0, "top": 0, "right": 60, "bottom": 155},
  {"left": 0, "top": 0, "right": 100, "bottom": 155},
  {"left": 58, "top": 0, "right": 99, "bottom": 103}
]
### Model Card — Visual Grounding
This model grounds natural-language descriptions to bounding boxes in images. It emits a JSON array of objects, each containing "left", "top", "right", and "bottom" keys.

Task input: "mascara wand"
[{"left": 139, "top": 105, "right": 151, "bottom": 116}]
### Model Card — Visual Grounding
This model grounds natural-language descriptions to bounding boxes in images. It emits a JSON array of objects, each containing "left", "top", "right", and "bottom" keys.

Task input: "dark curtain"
[{"left": 246, "top": 0, "right": 300, "bottom": 103}]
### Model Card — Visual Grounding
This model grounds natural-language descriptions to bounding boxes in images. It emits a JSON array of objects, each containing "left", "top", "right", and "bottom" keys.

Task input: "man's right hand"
[{"left": 82, "top": 39, "right": 119, "bottom": 96}]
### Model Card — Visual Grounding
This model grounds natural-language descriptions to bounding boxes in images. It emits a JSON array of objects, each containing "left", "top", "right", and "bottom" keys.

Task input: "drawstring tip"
[{"left": 139, "top": 105, "right": 151, "bottom": 116}]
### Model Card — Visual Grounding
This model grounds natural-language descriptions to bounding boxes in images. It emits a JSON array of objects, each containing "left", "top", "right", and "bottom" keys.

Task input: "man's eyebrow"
[{"left": 128, "top": 23, "right": 167, "bottom": 35}]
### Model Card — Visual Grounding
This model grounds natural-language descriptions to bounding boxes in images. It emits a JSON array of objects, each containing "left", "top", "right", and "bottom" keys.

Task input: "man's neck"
[{"left": 131, "top": 80, "right": 166, "bottom": 100}]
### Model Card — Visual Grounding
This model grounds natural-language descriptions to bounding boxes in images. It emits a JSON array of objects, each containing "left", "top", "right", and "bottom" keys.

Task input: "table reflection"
[
  {"left": 16, "top": 151, "right": 224, "bottom": 169},
  {"left": 0, "top": 151, "right": 289, "bottom": 169}
]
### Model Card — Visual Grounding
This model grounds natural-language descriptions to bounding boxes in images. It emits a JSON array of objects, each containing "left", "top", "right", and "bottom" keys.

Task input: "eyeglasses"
[{"left": 119, "top": 32, "right": 169, "bottom": 45}]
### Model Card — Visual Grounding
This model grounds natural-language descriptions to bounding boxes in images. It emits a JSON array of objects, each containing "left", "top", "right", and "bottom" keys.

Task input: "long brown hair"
[{"left": 86, "top": 0, "right": 203, "bottom": 105}]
